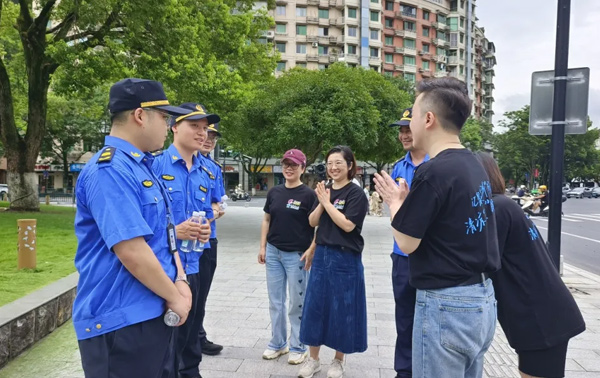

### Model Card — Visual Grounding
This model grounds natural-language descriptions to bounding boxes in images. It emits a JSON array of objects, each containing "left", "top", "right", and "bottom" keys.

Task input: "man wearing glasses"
[
  {"left": 73, "top": 78, "right": 210, "bottom": 377},
  {"left": 195, "top": 121, "right": 226, "bottom": 356}
]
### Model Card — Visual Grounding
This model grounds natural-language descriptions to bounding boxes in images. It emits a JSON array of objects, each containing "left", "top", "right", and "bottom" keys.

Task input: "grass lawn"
[{"left": 0, "top": 201, "right": 77, "bottom": 306}]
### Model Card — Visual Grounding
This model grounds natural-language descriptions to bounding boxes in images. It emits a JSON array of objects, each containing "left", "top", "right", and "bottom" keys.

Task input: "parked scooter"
[{"left": 229, "top": 185, "right": 251, "bottom": 202}]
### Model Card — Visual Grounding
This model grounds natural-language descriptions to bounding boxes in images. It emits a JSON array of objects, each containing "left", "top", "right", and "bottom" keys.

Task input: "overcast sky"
[{"left": 476, "top": 1, "right": 599, "bottom": 130}]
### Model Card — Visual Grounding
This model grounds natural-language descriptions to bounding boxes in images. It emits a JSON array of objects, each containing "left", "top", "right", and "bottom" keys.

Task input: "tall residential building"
[{"left": 259, "top": 0, "right": 496, "bottom": 122}]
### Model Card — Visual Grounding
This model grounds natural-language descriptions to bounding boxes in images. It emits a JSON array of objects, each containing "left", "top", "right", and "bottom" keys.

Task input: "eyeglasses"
[
  {"left": 207, "top": 134, "right": 219, "bottom": 142},
  {"left": 145, "top": 108, "right": 173, "bottom": 125},
  {"left": 326, "top": 161, "right": 347, "bottom": 168},
  {"left": 282, "top": 162, "right": 300, "bottom": 170}
]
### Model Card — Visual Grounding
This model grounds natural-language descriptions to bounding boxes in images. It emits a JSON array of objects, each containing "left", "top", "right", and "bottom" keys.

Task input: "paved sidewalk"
[{"left": 1, "top": 206, "right": 599, "bottom": 377}]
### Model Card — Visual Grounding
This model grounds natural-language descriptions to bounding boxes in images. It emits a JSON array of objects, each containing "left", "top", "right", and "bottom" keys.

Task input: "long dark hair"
[
  {"left": 477, "top": 152, "right": 505, "bottom": 195},
  {"left": 325, "top": 145, "right": 357, "bottom": 180}
]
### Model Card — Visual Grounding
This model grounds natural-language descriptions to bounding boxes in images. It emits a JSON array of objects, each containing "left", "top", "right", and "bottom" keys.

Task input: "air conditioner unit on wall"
[
  {"left": 266, "top": 31, "right": 275, "bottom": 39},
  {"left": 312, "top": 42, "right": 319, "bottom": 48}
]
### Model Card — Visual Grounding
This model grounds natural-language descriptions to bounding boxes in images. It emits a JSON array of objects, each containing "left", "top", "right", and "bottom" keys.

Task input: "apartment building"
[{"left": 258, "top": 0, "right": 496, "bottom": 123}]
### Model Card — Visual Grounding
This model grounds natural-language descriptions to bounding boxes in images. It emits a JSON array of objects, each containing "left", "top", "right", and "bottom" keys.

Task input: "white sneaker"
[
  {"left": 262, "top": 346, "right": 289, "bottom": 360},
  {"left": 327, "top": 358, "right": 345, "bottom": 378},
  {"left": 298, "top": 357, "right": 321, "bottom": 378},
  {"left": 288, "top": 351, "right": 308, "bottom": 365}
]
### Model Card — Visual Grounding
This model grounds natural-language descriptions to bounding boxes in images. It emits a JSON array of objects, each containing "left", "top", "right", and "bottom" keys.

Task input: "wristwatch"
[{"left": 175, "top": 274, "right": 190, "bottom": 286}]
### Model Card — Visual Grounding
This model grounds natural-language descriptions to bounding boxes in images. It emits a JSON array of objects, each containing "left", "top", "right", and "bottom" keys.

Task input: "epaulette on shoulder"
[
  {"left": 97, "top": 147, "right": 116, "bottom": 164},
  {"left": 151, "top": 150, "right": 164, "bottom": 157},
  {"left": 392, "top": 157, "right": 406, "bottom": 168},
  {"left": 202, "top": 165, "right": 216, "bottom": 180}
]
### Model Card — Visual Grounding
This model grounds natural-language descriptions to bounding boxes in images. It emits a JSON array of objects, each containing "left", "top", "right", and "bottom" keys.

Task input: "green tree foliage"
[{"left": 461, "top": 117, "right": 494, "bottom": 152}]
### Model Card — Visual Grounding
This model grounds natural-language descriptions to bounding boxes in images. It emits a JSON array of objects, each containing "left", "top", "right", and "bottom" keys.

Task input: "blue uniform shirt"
[
  {"left": 152, "top": 144, "right": 212, "bottom": 274},
  {"left": 200, "top": 154, "right": 225, "bottom": 239},
  {"left": 73, "top": 136, "right": 176, "bottom": 340},
  {"left": 391, "top": 152, "right": 430, "bottom": 256}
]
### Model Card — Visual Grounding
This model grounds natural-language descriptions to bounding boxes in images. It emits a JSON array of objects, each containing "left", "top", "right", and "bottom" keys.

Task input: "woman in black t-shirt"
[
  {"left": 258, "top": 149, "right": 317, "bottom": 365},
  {"left": 478, "top": 153, "right": 585, "bottom": 378},
  {"left": 297, "top": 146, "right": 369, "bottom": 378}
]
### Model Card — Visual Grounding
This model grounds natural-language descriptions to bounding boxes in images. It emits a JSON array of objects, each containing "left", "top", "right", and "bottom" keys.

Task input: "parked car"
[
  {"left": 592, "top": 187, "right": 600, "bottom": 198},
  {"left": 0, "top": 184, "right": 8, "bottom": 200},
  {"left": 566, "top": 187, "right": 592, "bottom": 199}
]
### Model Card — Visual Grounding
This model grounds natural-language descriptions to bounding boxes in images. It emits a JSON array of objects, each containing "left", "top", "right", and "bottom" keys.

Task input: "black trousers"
[
  {"left": 176, "top": 272, "right": 203, "bottom": 378},
  {"left": 391, "top": 253, "right": 416, "bottom": 378},
  {"left": 79, "top": 315, "right": 175, "bottom": 378},
  {"left": 197, "top": 239, "right": 218, "bottom": 345}
]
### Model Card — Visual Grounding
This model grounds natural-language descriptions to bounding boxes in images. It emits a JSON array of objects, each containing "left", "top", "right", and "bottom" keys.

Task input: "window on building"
[
  {"left": 276, "top": 24, "right": 287, "bottom": 34},
  {"left": 438, "top": 63, "right": 445, "bottom": 71},
  {"left": 404, "top": 39, "right": 416, "bottom": 49},
  {"left": 422, "top": 44, "right": 430, "bottom": 53},
  {"left": 296, "top": 25, "right": 307, "bottom": 35},
  {"left": 296, "top": 62, "right": 307, "bottom": 68},
  {"left": 277, "top": 62, "right": 286, "bottom": 71},
  {"left": 319, "top": 45, "right": 329, "bottom": 55},
  {"left": 436, "top": 47, "right": 446, "bottom": 56},
  {"left": 460, "top": 17, "right": 465, "bottom": 28},
  {"left": 370, "top": 47, "right": 379, "bottom": 57},
  {"left": 348, "top": 8, "right": 357, "bottom": 18},
  {"left": 450, "top": 0, "right": 457, "bottom": 11},
  {"left": 318, "top": 64, "right": 327, "bottom": 70},
  {"left": 404, "top": 56, "right": 416, "bottom": 65},
  {"left": 423, "top": 10, "right": 430, "bottom": 20},
  {"left": 450, "top": 33, "right": 458, "bottom": 47},
  {"left": 400, "top": 5, "right": 417, "bottom": 17},
  {"left": 348, "top": 26, "right": 357, "bottom": 37},
  {"left": 422, "top": 27, "right": 429, "bottom": 37},
  {"left": 437, "top": 31, "right": 447, "bottom": 41},
  {"left": 437, "top": 14, "right": 447, "bottom": 24},
  {"left": 459, "top": 49, "right": 464, "bottom": 59},
  {"left": 370, "top": 11, "right": 379, "bottom": 22},
  {"left": 385, "top": 36, "right": 393, "bottom": 45},
  {"left": 449, "top": 17, "right": 458, "bottom": 31},
  {"left": 460, "top": 33, "right": 464, "bottom": 44},
  {"left": 422, "top": 61, "right": 430, "bottom": 70},
  {"left": 318, "top": 9, "right": 329, "bottom": 19},
  {"left": 385, "top": 18, "right": 394, "bottom": 28},
  {"left": 318, "top": 27, "right": 329, "bottom": 36},
  {"left": 371, "top": 0, "right": 378, "bottom": 3},
  {"left": 348, "top": 45, "right": 357, "bottom": 54},
  {"left": 404, "top": 21, "right": 415, "bottom": 31},
  {"left": 276, "top": 43, "right": 286, "bottom": 53},
  {"left": 384, "top": 71, "right": 393, "bottom": 77},
  {"left": 460, "top": 65, "right": 464, "bottom": 75},
  {"left": 448, "top": 50, "right": 457, "bottom": 57},
  {"left": 370, "top": 29, "right": 378, "bottom": 40},
  {"left": 276, "top": 5, "right": 286, "bottom": 15},
  {"left": 404, "top": 72, "right": 416, "bottom": 82},
  {"left": 297, "top": 44, "right": 307, "bottom": 54},
  {"left": 385, "top": 1, "right": 394, "bottom": 11},
  {"left": 385, "top": 53, "right": 393, "bottom": 63},
  {"left": 372, "top": 66, "right": 379, "bottom": 72},
  {"left": 296, "top": 6, "right": 307, "bottom": 16}
]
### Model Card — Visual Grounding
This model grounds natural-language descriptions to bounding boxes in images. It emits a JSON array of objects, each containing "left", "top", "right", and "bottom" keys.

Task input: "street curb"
[{"left": 564, "top": 263, "right": 600, "bottom": 284}]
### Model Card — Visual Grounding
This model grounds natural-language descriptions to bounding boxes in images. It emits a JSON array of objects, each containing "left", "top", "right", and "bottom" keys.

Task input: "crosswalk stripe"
[
  {"left": 565, "top": 214, "right": 600, "bottom": 223},
  {"left": 531, "top": 216, "right": 582, "bottom": 223},
  {"left": 573, "top": 213, "right": 600, "bottom": 220}
]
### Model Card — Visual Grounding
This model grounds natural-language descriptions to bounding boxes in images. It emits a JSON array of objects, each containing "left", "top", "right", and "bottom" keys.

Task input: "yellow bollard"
[
  {"left": 17, "top": 219, "right": 37, "bottom": 270},
  {"left": 45, "top": 195, "right": 50, "bottom": 205}
]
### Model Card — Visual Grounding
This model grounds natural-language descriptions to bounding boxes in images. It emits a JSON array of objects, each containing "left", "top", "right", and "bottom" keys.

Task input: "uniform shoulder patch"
[
  {"left": 161, "top": 174, "right": 175, "bottom": 181},
  {"left": 142, "top": 180, "right": 154, "bottom": 188},
  {"left": 202, "top": 166, "right": 215, "bottom": 180},
  {"left": 392, "top": 157, "right": 406, "bottom": 168},
  {"left": 97, "top": 147, "right": 115, "bottom": 164},
  {"left": 199, "top": 185, "right": 208, "bottom": 193}
]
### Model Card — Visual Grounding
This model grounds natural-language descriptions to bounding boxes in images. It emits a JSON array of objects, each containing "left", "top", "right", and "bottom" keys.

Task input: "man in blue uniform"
[
  {"left": 388, "top": 107, "right": 429, "bottom": 378},
  {"left": 153, "top": 102, "right": 220, "bottom": 378},
  {"left": 73, "top": 78, "right": 210, "bottom": 378},
  {"left": 196, "top": 122, "right": 226, "bottom": 355}
]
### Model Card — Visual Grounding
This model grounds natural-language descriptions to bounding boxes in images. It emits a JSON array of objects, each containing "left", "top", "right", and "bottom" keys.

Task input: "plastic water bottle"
[
  {"left": 180, "top": 211, "right": 201, "bottom": 253},
  {"left": 164, "top": 309, "right": 180, "bottom": 326},
  {"left": 192, "top": 211, "right": 207, "bottom": 252}
]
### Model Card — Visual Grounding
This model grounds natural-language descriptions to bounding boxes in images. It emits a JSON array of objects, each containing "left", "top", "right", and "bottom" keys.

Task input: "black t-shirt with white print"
[
  {"left": 264, "top": 184, "right": 317, "bottom": 252},
  {"left": 312, "top": 182, "right": 369, "bottom": 253},
  {"left": 391, "top": 148, "right": 501, "bottom": 290}
]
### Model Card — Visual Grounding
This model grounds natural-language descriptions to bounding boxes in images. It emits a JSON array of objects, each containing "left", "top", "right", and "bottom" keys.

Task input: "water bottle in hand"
[
  {"left": 192, "top": 211, "right": 207, "bottom": 252},
  {"left": 164, "top": 309, "right": 180, "bottom": 326},
  {"left": 180, "top": 211, "right": 202, "bottom": 253}
]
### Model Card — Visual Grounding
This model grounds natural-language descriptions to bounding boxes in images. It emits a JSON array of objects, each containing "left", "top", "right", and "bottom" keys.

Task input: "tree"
[
  {"left": 0, "top": 0, "right": 276, "bottom": 210},
  {"left": 461, "top": 117, "right": 493, "bottom": 152}
]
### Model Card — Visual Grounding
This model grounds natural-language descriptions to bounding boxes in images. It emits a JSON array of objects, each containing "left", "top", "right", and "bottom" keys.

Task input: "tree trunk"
[{"left": 7, "top": 171, "right": 39, "bottom": 211}]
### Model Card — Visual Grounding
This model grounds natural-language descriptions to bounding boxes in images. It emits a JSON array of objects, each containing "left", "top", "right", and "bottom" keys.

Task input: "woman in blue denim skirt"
[
  {"left": 298, "top": 146, "right": 369, "bottom": 378},
  {"left": 258, "top": 149, "right": 317, "bottom": 365}
]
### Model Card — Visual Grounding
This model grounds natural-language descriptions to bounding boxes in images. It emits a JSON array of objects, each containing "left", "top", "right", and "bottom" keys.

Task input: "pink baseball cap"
[{"left": 281, "top": 149, "right": 307, "bottom": 166}]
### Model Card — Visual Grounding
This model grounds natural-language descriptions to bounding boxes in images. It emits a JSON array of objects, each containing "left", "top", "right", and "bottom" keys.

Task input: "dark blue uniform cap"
[
  {"left": 174, "top": 103, "right": 221, "bottom": 127},
  {"left": 108, "top": 78, "right": 190, "bottom": 116},
  {"left": 207, "top": 122, "right": 221, "bottom": 137},
  {"left": 389, "top": 107, "right": 412, "bottom": 127}
]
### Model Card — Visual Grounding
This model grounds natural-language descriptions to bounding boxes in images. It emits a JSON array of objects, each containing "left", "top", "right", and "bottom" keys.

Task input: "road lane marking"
[
  {"left": 531, "top": 217, "right": 582, "bottom": 223},
  {"left": 573, "top": 213, "right": 600, "bottom": 220},
  {"left": 565, "top": 214, "right": 600, "bottom": 222},
  {"left": 536, "top": 225, "right": 600, "bottom": 244}
]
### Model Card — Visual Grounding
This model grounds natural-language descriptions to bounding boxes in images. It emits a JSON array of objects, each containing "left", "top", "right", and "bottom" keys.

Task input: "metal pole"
[{"left": 547, "top": 0, "right": 571, "bottom": 272}]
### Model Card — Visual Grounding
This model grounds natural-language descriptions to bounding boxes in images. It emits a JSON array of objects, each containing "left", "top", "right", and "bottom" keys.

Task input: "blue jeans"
[
  {"left": 413, "top": 279, "right": 497, "bottom": 378},
  {"left": 266, "top": 243, "right": 308, "bottom": 353}
]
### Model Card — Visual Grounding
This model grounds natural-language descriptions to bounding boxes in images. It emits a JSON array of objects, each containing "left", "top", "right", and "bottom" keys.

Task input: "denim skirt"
[{"left": 299, "top": 245, "right": 368, "bottom": 354}]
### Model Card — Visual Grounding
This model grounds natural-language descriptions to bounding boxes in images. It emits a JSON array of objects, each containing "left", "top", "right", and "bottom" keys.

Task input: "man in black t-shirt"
[{"left": 374, "top": 77, "right": 500, "bottom": 378}]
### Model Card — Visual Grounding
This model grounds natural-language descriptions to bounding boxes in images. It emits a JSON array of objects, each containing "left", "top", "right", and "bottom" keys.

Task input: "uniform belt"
[{"left": 457, "top": 273, "right": 489, "bottom": 286}]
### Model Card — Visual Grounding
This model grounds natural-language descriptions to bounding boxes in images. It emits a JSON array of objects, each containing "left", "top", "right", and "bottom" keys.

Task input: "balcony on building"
[
  {"left": 394, "top": 10, "right": 417, "bottom": 20},
  {"left": 419, "top": 68, "right": 432, "bottom": 77},
  {"left": 318, "top": 54, "right": 330, "bottom": 64},
  {"left": 447, "top": 56, "right": 459, "bottom": 65},
  {"left": 345, "top": 0, "right": 360, "bottom": 6},
  {"left": 383, "top": 27, "right": 395, "bottom": 36},
  {"left": 345, "top": 54, "right": 359, "bottom": 64},
  {"left": 307, "top": 54, "right": 319, "bottom": 62},
  {"left": 432, "top": 38, "right": 448, "bottom": 47},
  {"left": 403, "top": 47, "right": 417, "bottom": 56},
  {"left": 346, "top": 17, "right": 359, "bottom": 26},
  {"left": 383, "top": 62, "right": 395, "bottom": 71},
  {"left": 419, "top": 51, "right": 432, "bottom": 60},
  {"left": 394, "top": 47, "right": 404, "bottom": 54},
  {"left": 434, "top": 70, "right": 448, "bottom": 78},
  {"left": 307, "top": 35, "right": 318, "bottom": 43},
  {"left": 432, "top": 22, "right": 449, "bottom": 31},
  {"left": 369, "top": 1, "right": 382, "bottom": 11},
  {"left": 369, "top": 21, "right": 383, "bottom": 30},
  {"left": 434, "top": 55, "right": 447, "bottom": 64},
  {"left": 307, "top": 16, "right": 319, "bottom": 25},
  {"left": 397, "top": 65, "right": 417, "bottom": 73},
  {"left": 329, "top": 35, "right": 343, "bottom": 45},
  {"left": 369, "top": 57, "right": 382, "bottom": 66},
  {"left": 319, "top": 18, "right": 330, "bottom": 26},
  {"left": 329, "top": 18, "right": 341, "bottom": 26},
  {"left": 394, "top": 29, "right": 417, "bottom": 39},
  {"left": 318, "top": 36, "right": 331, "bottom": 45},
  {"left": 296, "top": 35, "right": 307, "bottom": 42},
  {"left": 383, "top": 45, "right": 395, "bottom": 53},
  {"left": 332, "top": 0, "right": 344, "bottom": 9},
  {"left": 307, "top": 0, "right": 319, "bottom": 4}
]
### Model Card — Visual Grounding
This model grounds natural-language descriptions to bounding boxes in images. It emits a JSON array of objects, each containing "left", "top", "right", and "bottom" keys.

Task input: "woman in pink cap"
[{"left": 258, "top": 149, "right": 317, "bottom": 365}]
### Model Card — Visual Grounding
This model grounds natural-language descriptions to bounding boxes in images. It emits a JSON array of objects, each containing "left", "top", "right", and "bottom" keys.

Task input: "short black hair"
[
  {"left": 325, "top": 145, "right": 357, "bottom": 180},
  {"left": 416, "top": 77, "right": 472, "bottom": 133},
  {"left": 110, "top": 110, "right": 131, "bottom": 125}
]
